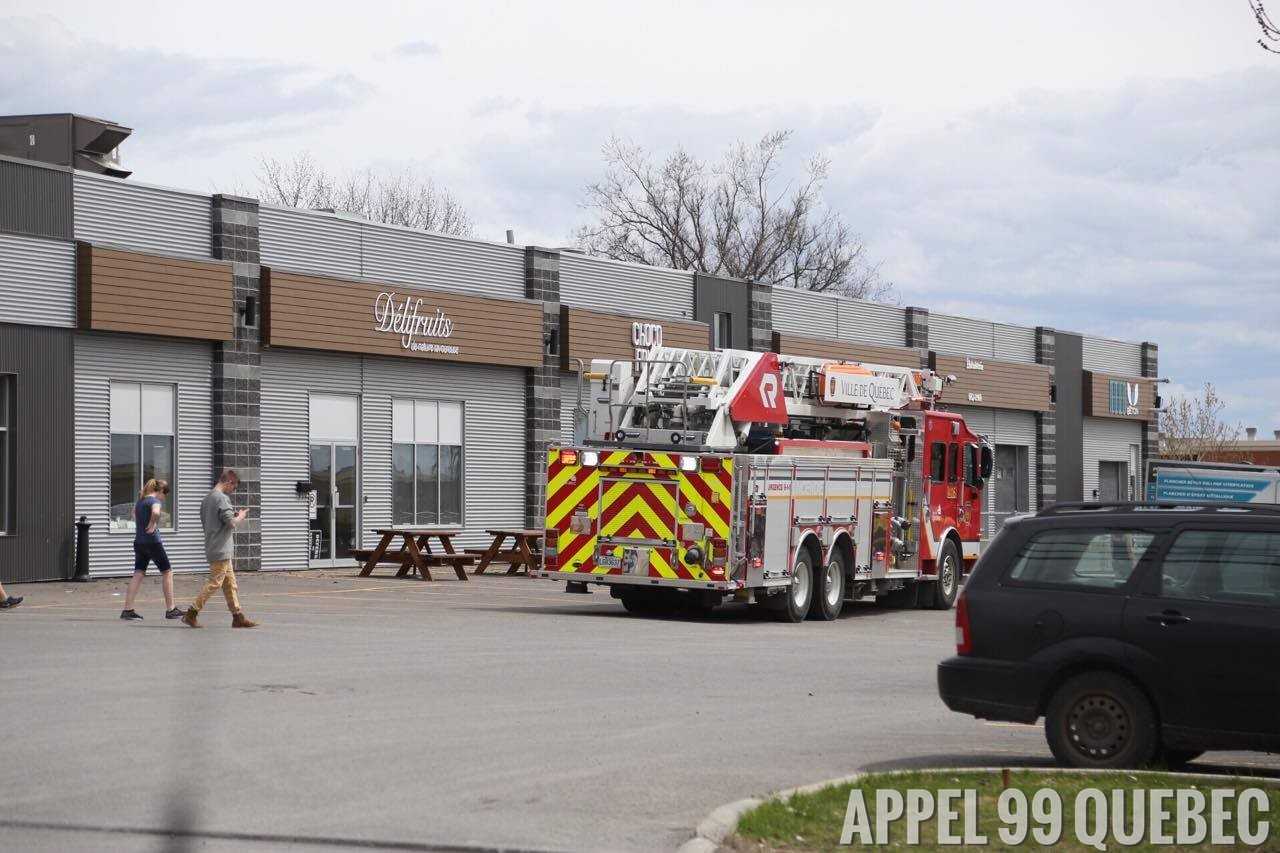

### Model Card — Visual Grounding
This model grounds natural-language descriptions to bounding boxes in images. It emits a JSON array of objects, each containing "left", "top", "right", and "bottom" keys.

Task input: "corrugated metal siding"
[
  {"left": 73, "top": 173, "right": 211, "bottom": 259},
  {"left": 837, "top": 299, "right": 906, "bottom": 347},
  {"left": 258, "top": 206, "right": 361, "bottom": 278},
  {"left": 260, "top": 349, "right": 526, "bottom": 568},
  {"left": 560, "top": 371, "right": 578, "bottom": 444},
  {"left": 75, "top": 334, "right": 213, "bottom": 577},
  {"left": 1082, "top": 337, "right": 1143, "bottom": 375},
  {"left": 993, "top": 324, "right": 1037, "bottom": 364},
  {"left": 931, "top": 313, "right": 995, "bottom": 358},
  {"left": 559, "top": 253, "right": 694, "bottom": 320},
  {"left": 0, "top": 233, "right": 75, "bottom": 327},
  {"left": 772, "top": 287, "right": 838, "bottom": 338},
  {"left": 1083, "top": 417, "right": 1142, "bottom": 500},
  {"left": 0, "top": 157, "right": 72, "bottom": 240},
  {"left": 360, "top": 356, "right": 525, "bottom": 550},
  {"left": 0, "top": 325, "right": 74, "bottom": 583},
  {"left": 360, "top": 226, "right": 525, "bottom": 299},
  {"left": 260, "top": 350, "right": 362, "bottom": 570}
]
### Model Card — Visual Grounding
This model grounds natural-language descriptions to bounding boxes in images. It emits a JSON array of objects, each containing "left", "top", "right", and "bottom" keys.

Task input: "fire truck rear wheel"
[
  {"left": 926, "top": 541, "right": 962, "bottom": 610},
  {"left": 774, "top": 552, "right": 814, "bottom": 623},
  {"left": 619, "top": 590, "right": 659, "bottom": 615},
  {"left": 809, "top": 554, "right": 846, "bottom": 621}
]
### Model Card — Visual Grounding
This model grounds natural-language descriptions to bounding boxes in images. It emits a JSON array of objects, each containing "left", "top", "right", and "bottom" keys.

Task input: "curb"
[{"left": 675, "top": 766, "right": 1280, "bottom": 852}]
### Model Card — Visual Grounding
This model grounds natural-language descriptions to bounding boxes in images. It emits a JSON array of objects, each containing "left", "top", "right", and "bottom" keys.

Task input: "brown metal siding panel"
[
  {"left": 77, "top": 243, "right": 234, "bottom": 341},
  {"left": 0, "top": 324, "right": 75, "bottom": 582},
  {"left": 933, "top": 355, "right": 1053, "bottom": 412},
  {"left": 1083, "top": 371, "right": 1157, "bottom": 421},
  {"left": 561, "top": 307, "right": 709, "bottom": 369},
  {"left": 263, "top": 269, "right": 544, "bottom": 368}
]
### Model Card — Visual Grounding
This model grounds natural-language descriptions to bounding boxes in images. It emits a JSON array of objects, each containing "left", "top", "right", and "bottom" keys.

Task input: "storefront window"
[
  {"left": 392, "top": 399, "right": 463, "bottom": 526},
  {"left": 0, "top": 375, "right": 11, "bottom": 535},
  {"left": 110, "top": 382, "right": 176, "bottom": 532}
]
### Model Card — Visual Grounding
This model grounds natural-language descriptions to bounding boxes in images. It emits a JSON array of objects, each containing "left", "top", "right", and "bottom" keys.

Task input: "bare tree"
[
  {"left": 1252, "top": 0, "right": 1280, "bottom": 53},
  {"left": 1159, "top": 383, "right": 1242, "bottom": 461},
  {"left": 575, "top": 132, "right": 893, "bottom": 301},
  {"left": 255, "top": 154, "right": 474, "bottom": 236}
]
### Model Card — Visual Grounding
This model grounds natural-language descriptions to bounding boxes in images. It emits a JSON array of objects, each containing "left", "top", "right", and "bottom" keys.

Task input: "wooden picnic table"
[
  {"left": 469, "top": 528, "right": 544, "bottom": 575},
  {"left": 354, "top": 528, "right": 473, "bottom": 581}
]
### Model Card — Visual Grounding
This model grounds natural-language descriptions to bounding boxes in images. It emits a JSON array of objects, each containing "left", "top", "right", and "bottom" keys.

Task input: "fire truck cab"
[{"left": 536, "top": 347, "right": 991, "bottom": 621}]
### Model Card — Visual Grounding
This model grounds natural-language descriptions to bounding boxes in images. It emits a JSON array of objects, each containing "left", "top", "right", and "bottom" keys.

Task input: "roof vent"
[
  {"left": 1246, "top": 426, "right": 1258, "bottom": 441},
  {"left": 0, "top": 113, "right": 132, "bottom": 177}
]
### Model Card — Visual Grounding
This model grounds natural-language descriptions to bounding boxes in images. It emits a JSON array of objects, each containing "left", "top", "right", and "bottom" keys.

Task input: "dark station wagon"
[{"left": 938, "top": 502, "right": 1280, "bottom": 768}]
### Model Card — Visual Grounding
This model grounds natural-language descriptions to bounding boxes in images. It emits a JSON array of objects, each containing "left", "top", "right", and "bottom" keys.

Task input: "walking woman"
[
  {"left": 0, "top": 579, "right": 21, "bottom": 610},
  {"left": 120, "top": 479, "right": 184, "bottom": 621}
]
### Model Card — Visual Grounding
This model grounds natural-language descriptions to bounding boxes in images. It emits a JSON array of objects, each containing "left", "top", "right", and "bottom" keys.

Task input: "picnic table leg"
[
  {"left": 473, "top": 533, "right": 506, "bottom": 575},
  {"left": 511, "top": 535, "right": 536, "bottom": 575},
  {"left": 361, "top": 533, "right": 393, "bottom": 577},
  {"left": 395, "top": 544, "right": 414, "bottom": 578},
  {"left": 403, "top": 535, "right": 433, "bottom": 582},
  {"left": 438, "top": 535, "right": 469, "bottom": 581}
]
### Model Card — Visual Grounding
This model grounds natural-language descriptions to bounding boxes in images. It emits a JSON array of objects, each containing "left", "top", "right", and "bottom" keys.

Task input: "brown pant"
[{"left": 191, "top": 560, "right": 241, "bottom": 614}]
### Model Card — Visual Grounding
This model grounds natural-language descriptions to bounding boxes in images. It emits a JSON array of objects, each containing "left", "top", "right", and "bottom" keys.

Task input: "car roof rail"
[{"left": 1038, "top": 501, "right": 1280, "bottom": 517}]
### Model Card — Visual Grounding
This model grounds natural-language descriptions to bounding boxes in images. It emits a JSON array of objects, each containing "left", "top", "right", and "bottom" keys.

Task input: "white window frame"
[
  {"left": 391, "top": 398, "right": 465, "bottom": 529},
  {"left": 108, "top": 381, "right": 178, "bottom": 534}
]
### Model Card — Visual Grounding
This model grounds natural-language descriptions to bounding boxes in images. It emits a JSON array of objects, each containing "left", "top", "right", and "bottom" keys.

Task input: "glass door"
[{"left": 308, "top": 394, "right": 360, "bottom": 568}]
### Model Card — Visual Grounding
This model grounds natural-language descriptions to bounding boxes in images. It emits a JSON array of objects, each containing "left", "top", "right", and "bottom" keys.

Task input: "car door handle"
[{"left": 1146, "top": 610, "right": 1191, "bottom": 626}]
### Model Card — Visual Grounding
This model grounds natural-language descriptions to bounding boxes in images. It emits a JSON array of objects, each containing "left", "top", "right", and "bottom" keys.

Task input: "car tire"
[
  {"left": 1045, "top": 672, "right": 1159, "bottom": 769},
  {"left": 809, "top": 554, "right": 846, "bottom": 621},
  {"left": 773, "top": 552, "right": 814, "bottom": 623},
  {"left": 926, "top": 540, "right": 962, "bottom": 610}
]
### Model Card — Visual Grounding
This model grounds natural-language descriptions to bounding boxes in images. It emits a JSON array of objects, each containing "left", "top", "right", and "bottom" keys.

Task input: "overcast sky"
[{"left": 3, "top": 1, "right": 1277, "bottom": 431}]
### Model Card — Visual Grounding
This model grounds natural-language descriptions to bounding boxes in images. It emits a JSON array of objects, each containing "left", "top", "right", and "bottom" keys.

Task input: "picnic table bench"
[
  {"left": 354, "top": 528, "right": 472, "bottom": 581},
  {"left": 467, "top": 528, "right": 544, "bottom": 575}
]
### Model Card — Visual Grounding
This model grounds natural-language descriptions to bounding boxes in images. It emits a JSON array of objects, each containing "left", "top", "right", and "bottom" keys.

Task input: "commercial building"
[{"left": 0, "top": 117, "right": 1160, "bottom": 584}]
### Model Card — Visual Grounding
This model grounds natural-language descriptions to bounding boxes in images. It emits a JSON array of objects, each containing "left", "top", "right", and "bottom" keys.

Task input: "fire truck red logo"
[{"left": 729, "top": 352, "right": 788, "bottom": 425}]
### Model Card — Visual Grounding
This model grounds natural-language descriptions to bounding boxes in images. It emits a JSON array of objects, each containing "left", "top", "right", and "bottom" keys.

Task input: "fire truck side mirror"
[
  {"left": 979, "top": 445, "right": 994, "bottom": 481},
  {"left": 905, "top": 434, "right": 917, "bottom": 462}
]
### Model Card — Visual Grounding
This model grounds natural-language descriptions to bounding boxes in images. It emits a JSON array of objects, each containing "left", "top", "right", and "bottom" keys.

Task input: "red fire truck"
[{"left": 535, "top": 347, "right": 991, "bottom": 621}]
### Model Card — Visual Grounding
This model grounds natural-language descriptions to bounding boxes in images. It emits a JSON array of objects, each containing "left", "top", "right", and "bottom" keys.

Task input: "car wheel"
[
  {"left": 1045, "top": 672, "right": 1159, "bottom": 769},
  {"left": 773, "top": 552, "right": 814, "bottom": 623},
  {"left": 926, "top": 540, "right": 961, "bottom": 610},
  {"left": 1162, "top": 748, "right": 1205, "bottom": 769},
  {"left": 809, "top": 554, "right": 846, "bottom": 620}
]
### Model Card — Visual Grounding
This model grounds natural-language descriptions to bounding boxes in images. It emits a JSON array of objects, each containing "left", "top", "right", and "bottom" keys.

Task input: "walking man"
[{"left": 183, "top": 468, "right": 258, "bottom": 628}]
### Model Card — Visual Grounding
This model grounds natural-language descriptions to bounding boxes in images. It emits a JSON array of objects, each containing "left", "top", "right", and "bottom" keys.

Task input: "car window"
[
  {"left": 1006, "top": 528, "right": 1158, "bottom": 590},
  {"left": 1160, "top": 530, "right": 1280, "bottom": 608}
]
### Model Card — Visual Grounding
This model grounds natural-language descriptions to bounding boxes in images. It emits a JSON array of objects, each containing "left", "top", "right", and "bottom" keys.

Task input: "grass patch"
[{"left": 729, "top": 769, "right": 1280, "bottom": 851}]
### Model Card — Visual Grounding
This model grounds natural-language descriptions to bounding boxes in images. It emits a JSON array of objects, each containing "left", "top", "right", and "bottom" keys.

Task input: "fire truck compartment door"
[{"left": 597, "top": 476, "right": 680, "bottom": 578}]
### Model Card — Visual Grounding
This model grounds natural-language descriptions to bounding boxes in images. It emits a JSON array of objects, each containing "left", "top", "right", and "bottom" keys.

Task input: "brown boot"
[
  {"left": 182, "top": 608, "right": 203, "bottom": 628},
  {"left": 231, "top": 612, "right": 258, "bottom": 629}
]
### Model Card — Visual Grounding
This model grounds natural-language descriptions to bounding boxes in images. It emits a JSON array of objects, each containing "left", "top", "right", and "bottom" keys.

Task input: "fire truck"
[{"left": 534, "top": 346, "right": 992, "bottom": 621}]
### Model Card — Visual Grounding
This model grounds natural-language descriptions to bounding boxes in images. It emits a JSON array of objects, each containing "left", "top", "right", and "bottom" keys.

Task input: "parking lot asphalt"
[{"left": 2, "top": 570, "right": 1277, "bottom": 852}]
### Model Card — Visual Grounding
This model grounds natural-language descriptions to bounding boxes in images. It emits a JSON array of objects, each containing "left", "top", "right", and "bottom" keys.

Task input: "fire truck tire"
[
  {"left": 809, "top": 555, "right": 846, "bottom": 620},
  {"left": 926, "top": 541, "right": 962, "bottom": 610},
  {"left": 773, "top": 553, "right": 814, "bottom": 623},
  {"left": 619, "top": 590, "right": 660, "bottom": 615}
]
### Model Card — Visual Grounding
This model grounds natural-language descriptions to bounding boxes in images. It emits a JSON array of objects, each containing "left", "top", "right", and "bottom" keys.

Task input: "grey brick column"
[
  {"left": 748, "top": 281, "right": 773, "bottom": 352},
  {"left": 211, "top": 194, "right": 261, "bottom": 571},
  {"left": 524, "top": 247, "right": 561, "bottom": 528},
  {"left": 1140, "top": 342, "right": 1160, "bottom": 490},
  {"left": 905, "top": 306, "right": 930, "bottom": 368},
  {"left": 1035, "top": 327, "right": 1057, "bottom": 511}
]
